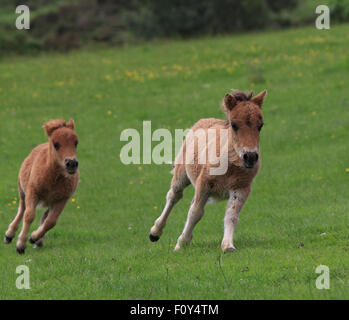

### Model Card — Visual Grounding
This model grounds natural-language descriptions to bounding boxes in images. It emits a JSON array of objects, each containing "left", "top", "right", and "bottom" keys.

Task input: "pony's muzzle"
[
  {"left": 243, "top": 152, "right": 258, "bottom": 168},
  {"left": 65, "top": 158, "right": 79, "bottom": 174}
]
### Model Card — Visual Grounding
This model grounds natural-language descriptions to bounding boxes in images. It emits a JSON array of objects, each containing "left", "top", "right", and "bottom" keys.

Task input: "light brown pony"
[
  {"left": 149, "top": 90, "right": 267, "bottom": 252},
  {"left": 4, "top": 119, "right": 79, "bottom": 254}
]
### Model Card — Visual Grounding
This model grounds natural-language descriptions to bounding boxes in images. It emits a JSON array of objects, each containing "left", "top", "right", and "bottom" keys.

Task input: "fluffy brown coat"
[
  {"left": 150, "top": 90, "right": 267, "bottom": 252},
  {"left": 4, "top": 119, "right": 79, "bottom": 254}
]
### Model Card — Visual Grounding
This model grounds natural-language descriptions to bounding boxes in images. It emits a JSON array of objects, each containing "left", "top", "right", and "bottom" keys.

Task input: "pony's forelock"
[
  {"left": 231, "top": 90, "right": 253, "bottom": 102},
  {"left": 222, "top": 90, "right": 254, "bottom": 115},
  {"left": 43, "top": 119, "right": 74, "bottom": 137}
]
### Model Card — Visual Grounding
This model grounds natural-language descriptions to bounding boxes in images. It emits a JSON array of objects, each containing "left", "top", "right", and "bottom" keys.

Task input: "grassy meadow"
[{"left": 0, "top": 24, "right": 349, "bottom": 299}]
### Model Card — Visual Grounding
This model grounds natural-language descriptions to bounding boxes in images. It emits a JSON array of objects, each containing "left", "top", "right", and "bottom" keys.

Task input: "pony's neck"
[{"left": 227, "top": 126, "right": 242, "bottom": 167}]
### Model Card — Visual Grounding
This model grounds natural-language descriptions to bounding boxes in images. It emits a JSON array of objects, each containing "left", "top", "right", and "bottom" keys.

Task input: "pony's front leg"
[
  {"left": 221, "top": 188, "right": 250, "bottom": 253},
  {"left": 30, "top": 199, "right": 67, "bottom": 246},
  {"left": 174, "top": 184, "right": 209, "bottom": 251}
]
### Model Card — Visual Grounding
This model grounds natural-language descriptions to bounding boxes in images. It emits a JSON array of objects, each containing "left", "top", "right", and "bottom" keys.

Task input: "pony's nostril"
[
  {"left": 243, "top": 152, "right": 259, "bottom": 166},
  {"left": 65, "top": 159, "right": 78, "bottom": 170}
]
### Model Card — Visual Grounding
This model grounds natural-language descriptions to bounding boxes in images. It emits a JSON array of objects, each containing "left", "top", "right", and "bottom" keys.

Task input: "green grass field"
[{"left": 0, "top": 24, "right": 348, "bottom": 299}]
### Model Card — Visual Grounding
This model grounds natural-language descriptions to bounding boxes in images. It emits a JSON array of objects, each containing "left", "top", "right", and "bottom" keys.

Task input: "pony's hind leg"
[
  {"left": 149, "top": 164, "right": 190, "bottom": 242},
  {"left": 31, "top": 209, "right": 49, "bottom": 248},
  {"left": 4, "top": 187, "right": 25, "bottom": 244},
  {"left": 30, "top": 199, "right": 67, "bottom": 247},
  {"left": 174, "top": 178, "right": 209, "bottom": 251}
]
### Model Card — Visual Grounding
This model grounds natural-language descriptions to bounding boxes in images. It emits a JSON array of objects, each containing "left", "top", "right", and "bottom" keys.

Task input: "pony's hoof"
[
  {"left": 29, "top": 237, "right": 36, "bottom": 244},
  {"left": 222, "top": 246, "right": 236, "bottom": 253},
  {"left": 149, "top": 234, "right": 160, "bottom": 242},
  {"left": 4, "top": 235, "right": 13, "bottom": 244},
  {"left": 174, "top": 245, "right": 180, "bottom": 251},
  {"left": 174, "top": 235, "right": 191, "bottom": 251},
  {"left": 33, "top": 239, "right": 44, "bottom": 248},
  {"left": 16, "top": 247, "right": 25, "bottom": 254}
]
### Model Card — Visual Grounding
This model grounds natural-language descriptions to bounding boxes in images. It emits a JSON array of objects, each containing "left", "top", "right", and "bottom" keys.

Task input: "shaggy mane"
[
  {"left": 43, "top": 119, "right": 75, "bottom": 137},
  {"left": 231, "top": 90, "right": 253, "bottom": 102}
]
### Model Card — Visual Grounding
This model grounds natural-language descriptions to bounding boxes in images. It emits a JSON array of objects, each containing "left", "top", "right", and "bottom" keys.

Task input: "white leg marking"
[{"left": 221, "top": 188, "right": 250, "bottom": 253}]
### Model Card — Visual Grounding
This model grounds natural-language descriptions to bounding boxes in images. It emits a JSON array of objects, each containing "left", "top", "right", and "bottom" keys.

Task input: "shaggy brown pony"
[
  {"left": 4, "top": 119, "right": 79, "bottom": 254},
  {"left": 149, "top": 90, "right": 267, "bottom": 252}
]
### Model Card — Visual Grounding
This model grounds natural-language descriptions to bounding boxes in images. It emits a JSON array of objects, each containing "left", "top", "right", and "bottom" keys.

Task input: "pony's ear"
[
  {"left": 222, "top": 93, "right": 237, "bottom": 114},
  {"left": 43, "top": 119, "right": 66, "bottom": 137},
  {"left": 252, "top": 90, "right": 267, "bottom": 108},
  {"left": 66, "top": 119, "right": 75, "bottom": 130}
]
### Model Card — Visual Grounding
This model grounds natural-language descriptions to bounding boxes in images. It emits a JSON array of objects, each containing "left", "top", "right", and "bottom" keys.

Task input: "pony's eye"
[
  {"left": 231, "top": 123, "right": 238, "bottom": 132},
  {"left": 258, "top": 123, "right": 264, "bottom": 132},
  {"left": 75, "top": 140, "right": 78, "bottom": 148},
  {"left": 53, "top": 142, "right": 60, "bottom": 150}
]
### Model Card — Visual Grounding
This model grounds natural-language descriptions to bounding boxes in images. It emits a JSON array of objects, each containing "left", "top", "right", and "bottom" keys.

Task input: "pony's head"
[
  {"left": 222, "top": 90, "right": 267, "bottom": 169},
  {"left": 43, "top": 119, "right": 79, "bottom": 175}
]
